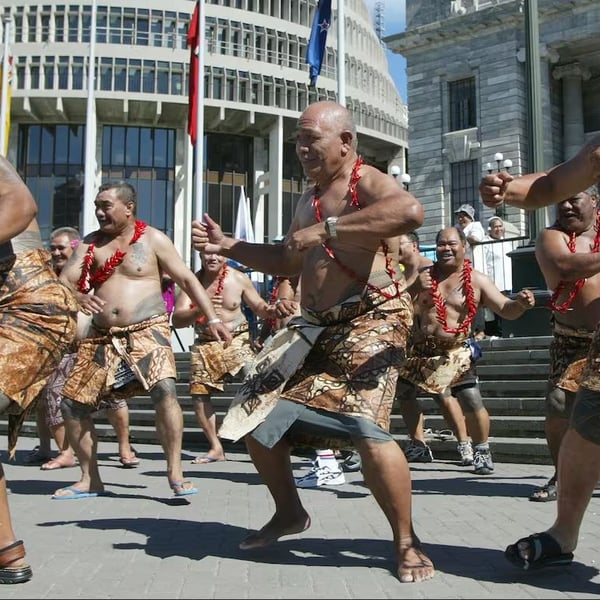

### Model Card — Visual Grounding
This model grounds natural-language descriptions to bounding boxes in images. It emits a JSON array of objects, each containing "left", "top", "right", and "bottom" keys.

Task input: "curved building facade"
[{"left": 2, "top": 0, "right": 407, "bottom": 263}]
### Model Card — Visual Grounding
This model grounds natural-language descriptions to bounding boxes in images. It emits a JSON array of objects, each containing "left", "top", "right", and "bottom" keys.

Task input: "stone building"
[{"left": 385, "top": 0, "right": 600, "bottom": 245}]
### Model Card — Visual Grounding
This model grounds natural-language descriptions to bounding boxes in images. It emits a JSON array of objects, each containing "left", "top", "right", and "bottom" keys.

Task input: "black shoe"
[{"left": 339, "top": 450, "right": 362, "bottom": 472}]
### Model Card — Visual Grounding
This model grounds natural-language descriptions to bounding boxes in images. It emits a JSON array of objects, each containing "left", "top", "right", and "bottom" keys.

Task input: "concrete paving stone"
[{"left": 2, "top": 440, "right": 600, "bottom": 598}]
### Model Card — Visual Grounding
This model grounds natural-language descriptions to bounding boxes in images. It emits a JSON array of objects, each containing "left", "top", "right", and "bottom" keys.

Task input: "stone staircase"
[{"left": 1, "top": 335, "right": 555, "bottom": 465}]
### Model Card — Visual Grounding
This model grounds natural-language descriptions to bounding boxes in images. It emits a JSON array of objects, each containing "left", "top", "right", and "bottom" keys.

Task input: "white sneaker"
[{"left": 295, "top": 465, "right": 346, "bottom": 488}]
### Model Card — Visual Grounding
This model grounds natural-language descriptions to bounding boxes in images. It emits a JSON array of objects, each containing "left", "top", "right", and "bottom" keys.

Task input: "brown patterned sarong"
[
  {"left": 398, "top": 334, "right": 472, "bottom": 395},
  {"left": 190, "top": 322, "right": 255, "bottom": 395},
  {"left": 0, "top": 249, "right": 78, "bottom": 455},
  {"left": 61, "top": 314, "right": 176, "bottom": 407},
  {"left": 575, "top": 326, "right": 600, "bottom": 393},
  {"left": 41, "top": 353, "right": 126, "bottom": 426},
  {"left": 218, "top": 285, "right": 413, "bottom": 442},
  {"left": 549, "top": 322, "right": 594, "bottom": 393}
]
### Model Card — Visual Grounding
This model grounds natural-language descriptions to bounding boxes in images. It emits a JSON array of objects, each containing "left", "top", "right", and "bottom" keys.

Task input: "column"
[{"left": 552, "top": 62, "right": 591, "bottom": 160}]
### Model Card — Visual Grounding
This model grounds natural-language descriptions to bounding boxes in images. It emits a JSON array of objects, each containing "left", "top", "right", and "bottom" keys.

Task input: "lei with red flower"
[
  {"left": 312, "top": 156, "right": 399, "bottom": 299},
  {"left": 548, "top": 213, "right": 600, "bottom": 313},
  {"left": 191, "top": 263, "right": 228, "bottom": 325},
  {"left": 429, "top": 259, "right": 478, "bottom": 335},
  {"left": 77, "top": 220, "right": 147, "bottom": 293}
]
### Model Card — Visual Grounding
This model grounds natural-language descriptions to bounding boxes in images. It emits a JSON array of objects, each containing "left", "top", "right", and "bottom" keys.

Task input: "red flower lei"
[
  {"left": 191, "top": 263, "right": 228, "bottom": 324},
  {"left": 548, "top": 214, "right": 600, "bottom": 313},
  {"left": 429, "top": 259, "right": 478, "bottom": 335},
  {"left": 312, "top": 156, "right": 399, "bottom": 299},
  {"left": 77, "top": 220, "right": 147, "bottom": 293}
]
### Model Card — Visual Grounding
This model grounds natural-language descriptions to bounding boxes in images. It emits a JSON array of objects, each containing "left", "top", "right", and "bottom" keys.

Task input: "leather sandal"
[{"left": 0, "top": 540, "right": 33, "bottom": 584}]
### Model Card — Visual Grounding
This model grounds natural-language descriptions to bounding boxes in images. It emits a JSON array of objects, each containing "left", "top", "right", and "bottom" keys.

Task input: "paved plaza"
[{"left": 2, "top": 438, "right": 600, "bottom": 599}]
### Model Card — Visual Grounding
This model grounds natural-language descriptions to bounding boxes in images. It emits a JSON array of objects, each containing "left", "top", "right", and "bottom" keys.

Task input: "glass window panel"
[
  {"left": 125, "top": 128, "right": 139, "bottom": 165},
  {"left": 128, "top": 61, "right": 141, "bottom": 92},
  {"left": 111, "top": 127, "right": 126, "bottom": 165},
  {"left": 153, "top": 129, "right": 167, "bottom": 167},
  {"left": 115, "top": 61, "right": 127, "bottom": 91},
  {"left": 139, "top": 129, "right": 153, "bottom": 166},
  {"left": 55, "top": 127, "right": 68, "bottom": 163},
  {"left": 449, "top": 77, "right": 476, "bottom": 131},
  {"left": 40, "top": 127, "right": 55, "bottom": 164},
  {"left": 142, "top": 61, "right": 155, "bottom": 93},
  {"left": 68, "top": 125, "right": 83, "bottom": 163}
]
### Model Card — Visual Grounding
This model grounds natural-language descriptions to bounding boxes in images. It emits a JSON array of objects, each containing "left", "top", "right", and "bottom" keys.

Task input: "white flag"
[{"left": 234, "top": 186, "right": 255, "bottom": 243}]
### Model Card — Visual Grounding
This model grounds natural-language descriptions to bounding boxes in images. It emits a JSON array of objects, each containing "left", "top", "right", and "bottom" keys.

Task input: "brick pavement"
[{"left": 2, "top": 438, "right": 600, "bottom": 599}]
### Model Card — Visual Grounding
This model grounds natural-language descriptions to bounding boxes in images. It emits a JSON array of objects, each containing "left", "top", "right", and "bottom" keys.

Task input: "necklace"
[
  {"left": 311, "top": 156, "right": 399, "bottom": 299},
  {"left": 192, "top": 263, "right": 228, "bottom": 324},
  {"left": 77, "top": 220, "right": 147, "bottom": 293},
  {"left": 429, "top": 259, "right": 478, "bottom": 335},
  {"left": 549, "top": 213, "right": 600, "bottom": 312}
]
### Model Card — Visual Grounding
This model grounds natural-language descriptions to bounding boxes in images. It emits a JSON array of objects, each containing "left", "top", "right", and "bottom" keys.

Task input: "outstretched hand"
[
  {"left": 191, "top": 214, "right": 226, "bottom": 254},
  {"left": 479, "top": 171, "right": 514, "bottom": 209}
]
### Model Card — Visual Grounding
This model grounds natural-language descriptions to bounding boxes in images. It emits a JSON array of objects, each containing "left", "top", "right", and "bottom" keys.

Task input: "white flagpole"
[
  {"left": 0, "top": 15, "right": 11, "bottom": 156},
  {"left": 193, "top": 1, "right": 205, "bottom": 272},
  {"left": 83, "top": 0, "right": 98, "bottom": 235},
  {"left": 337, "top": 0, "right": 345, "bottom": 104}
]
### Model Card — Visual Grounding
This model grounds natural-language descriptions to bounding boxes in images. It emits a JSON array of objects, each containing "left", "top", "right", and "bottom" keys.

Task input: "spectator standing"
[{"left": 483, "top": 216, "right": 514, "bottom": 337}]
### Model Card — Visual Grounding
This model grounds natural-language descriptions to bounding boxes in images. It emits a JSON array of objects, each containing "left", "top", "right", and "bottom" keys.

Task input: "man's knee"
[
  {"left": 545, "top": 385, "right": 570, "bottom": 418},
  {"left": 455, "top": 386, "right": 484, "bottom": 413},
  {"left": 150, "top": 378, "right": 177, "bottom": 404},
  {"left": 571, "top": 387, "right": 600, "bottom": 445},
  {"left": 61, "top": 397, "right": 93, "bottom": 420}
]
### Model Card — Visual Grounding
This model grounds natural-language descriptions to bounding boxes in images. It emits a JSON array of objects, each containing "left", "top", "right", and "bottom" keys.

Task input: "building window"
[
  {"left": 101, "top": 126, "right": 176, "bottom": 239},
  {"left": 448, "top": 77, "right": 476, "bottom": 131},
  {"left": 450, "top": 160, "right": 479, "bottom": 217},
  {"left": 17, "top": 124, "right": 85, "bottom": 241}
]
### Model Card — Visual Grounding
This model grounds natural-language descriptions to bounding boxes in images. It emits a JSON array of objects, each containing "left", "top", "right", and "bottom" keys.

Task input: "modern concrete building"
[
  {"left": 385, "top": 0, "right": 600, "bottom": 245},
  {"left": 1, "top": 0, "right": 408, "bottom": 266}
]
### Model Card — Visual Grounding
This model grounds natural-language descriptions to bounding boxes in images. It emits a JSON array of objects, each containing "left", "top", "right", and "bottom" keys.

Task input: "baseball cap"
[{"left": 454, "top": 204, "right": 475, "bottom": 219}]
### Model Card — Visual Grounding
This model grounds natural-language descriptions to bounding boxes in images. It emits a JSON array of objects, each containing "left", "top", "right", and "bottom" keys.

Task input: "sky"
[{"left": 362, "top": 0, "right": 407, "bottom": 101}]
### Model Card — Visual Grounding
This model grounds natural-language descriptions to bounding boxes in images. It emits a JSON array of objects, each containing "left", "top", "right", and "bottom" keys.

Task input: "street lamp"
[
  {"left": 390, "top": 165, "right": 401, "bottom": 179},
  {"left": 400, "top": 173, "right": 411, "bottom": 191}
]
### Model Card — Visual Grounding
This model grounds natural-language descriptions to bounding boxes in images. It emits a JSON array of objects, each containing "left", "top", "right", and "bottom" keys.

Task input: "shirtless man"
[
  {"left": 395, "top": 232, "right": 473, "bottom": 467},
  {"left": 480, "top": 135, "right": 600, "bottom": 571},
  {"left": 192, "top": 100, "right": 434, "bottom": 583},
  {"left": 54, "top": 180, "right": 231, "bottom": 499},
  {"left": 528, "top": 188, "right": 599, "bottom": 502},
  {"left": 396, "top": 227, "right": 534, "bottom": 475},
  {"left": 0, "top": 156, "right": 78, "bottom": 584},
  {"left": 172, "top": 251, "right": 277, "bottom": 464}
]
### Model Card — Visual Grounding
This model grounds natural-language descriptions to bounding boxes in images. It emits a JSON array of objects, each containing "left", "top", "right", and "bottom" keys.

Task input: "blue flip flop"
[
  {"left": 170, "top": 481, "right": 198, "bottom": 497},
  {"left": 51, "top": 486, "right": 102, "bottom": 500}
]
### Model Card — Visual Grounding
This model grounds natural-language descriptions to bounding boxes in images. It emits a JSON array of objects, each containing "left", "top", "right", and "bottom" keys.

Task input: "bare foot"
[
  {"left": 191, "top": 454, "right": 226, "bottom": 464},
  {"left": 239, "top": 514, "right": 311, "bottom": 550},
  {"left": 397, "top": 545, "right": 435, "bottom": 583}
]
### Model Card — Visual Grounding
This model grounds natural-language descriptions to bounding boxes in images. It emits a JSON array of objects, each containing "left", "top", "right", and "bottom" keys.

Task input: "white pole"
[
  {"left": 193, "top": 1, "right": 205, "bottom": 271},
  {"left": 83, "top": 0, "right": 98, "bottom": 235},
  {"left": 0, "top": 15, "right": 11, "bottom": 156},
  {"left": 336, "top": 0, "right": 345, "bottom": 105}
]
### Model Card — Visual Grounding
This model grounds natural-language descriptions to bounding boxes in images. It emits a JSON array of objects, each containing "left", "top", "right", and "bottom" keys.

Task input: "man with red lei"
[
  {"left": 191, "top": 101, "right": 434, "bottom": 583},
  {"left": 172, "top": 251, "right": 277, "bottom": 465},
  {"left": 397, "top": 226, "right": 534, "bottom": 476},
  {"left": 526, "top": 188, "right": 600, "bottom": 504},
  {"left": 480, "top": 137, "right": 600, "bottom": 573},
  {"left": 54, "top": 181, "right": 231, "bottom": 500}
]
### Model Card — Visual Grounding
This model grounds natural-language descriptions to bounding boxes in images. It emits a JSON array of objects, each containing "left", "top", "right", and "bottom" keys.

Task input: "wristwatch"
[{"left": 325, "top": 216, "right": 339, "bottom": 239}]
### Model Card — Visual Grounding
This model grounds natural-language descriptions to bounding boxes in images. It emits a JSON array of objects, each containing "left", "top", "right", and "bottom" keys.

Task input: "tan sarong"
[
  {"left": 62, "top": 314, "right": 176, "bottom": 406},
  {"left": 219, "top": 285, "right": 413, "bottom": 442},
  {"left": 398, "top": 334, "right": 472, "bottom": 395},
  {"left": 190, "top": 322, "right": 255, "bottom": 395},
  {"left": 550, "top": 321, "right": 594, "bottom": 393},
  {"left": 0, "top": 249, "right": 78, "bottom": 455}
]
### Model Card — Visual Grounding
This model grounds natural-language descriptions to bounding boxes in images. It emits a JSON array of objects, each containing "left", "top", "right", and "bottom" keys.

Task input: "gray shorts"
[
  {"left": 251, "top": 399, "right": 393, "bottom": 449},
  {"left": 570, "top": 387, "right": 600, "bottom": 445}
]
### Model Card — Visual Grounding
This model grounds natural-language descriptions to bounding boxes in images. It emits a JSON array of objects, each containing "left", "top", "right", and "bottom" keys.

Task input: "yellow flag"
[{"left": 0, "top": 56, "right": 12, "bottom": 156}]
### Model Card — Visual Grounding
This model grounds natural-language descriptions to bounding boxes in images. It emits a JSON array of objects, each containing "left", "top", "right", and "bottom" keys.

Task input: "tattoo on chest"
[{"left": 130, "top": 243, "right": 147, "bottom": 267}]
